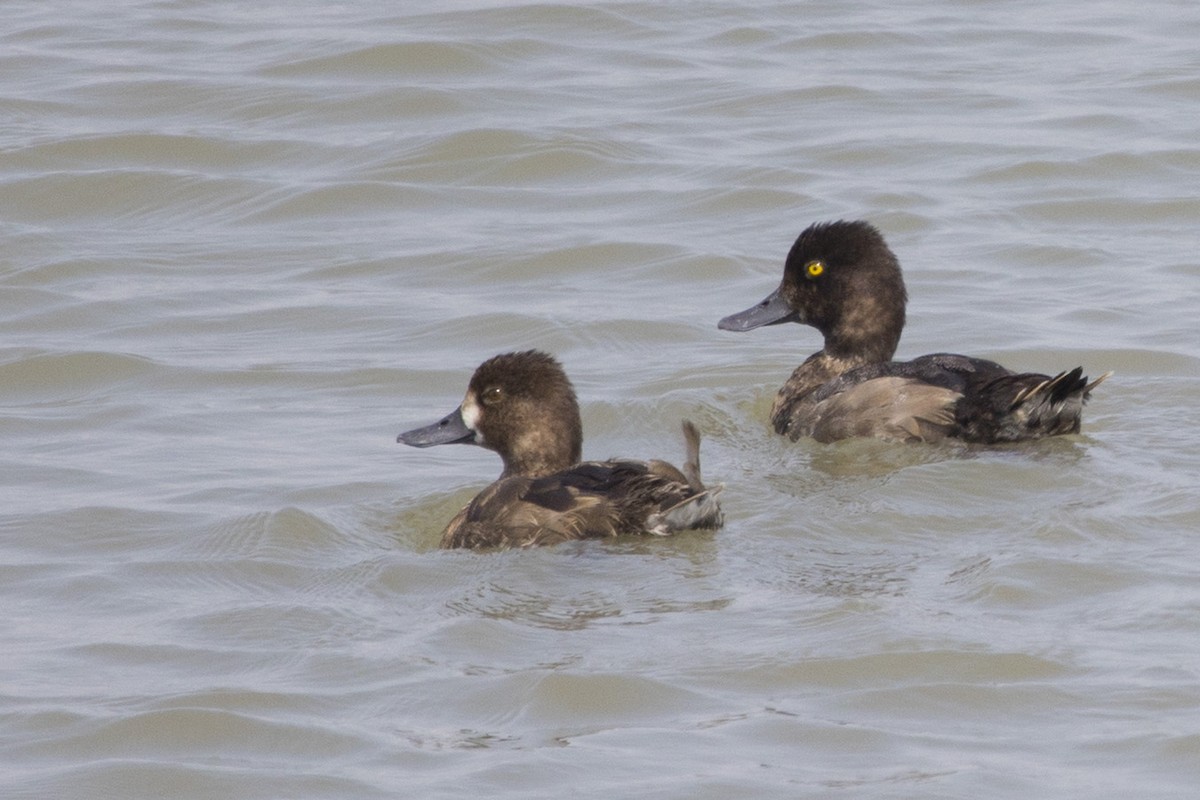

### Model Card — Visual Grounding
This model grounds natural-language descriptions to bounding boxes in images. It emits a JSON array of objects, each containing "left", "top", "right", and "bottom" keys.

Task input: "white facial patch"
[{"left": 460, "top": 393, "right": 485, "bottom": 444}]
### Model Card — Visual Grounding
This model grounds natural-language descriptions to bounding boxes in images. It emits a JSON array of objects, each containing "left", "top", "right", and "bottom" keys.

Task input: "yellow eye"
[
  {"left": 482, "top": 386, "right": 503, "bottom": 406},
  {"left": 806, "top": 261, "right": 825, "bottom": 279}
]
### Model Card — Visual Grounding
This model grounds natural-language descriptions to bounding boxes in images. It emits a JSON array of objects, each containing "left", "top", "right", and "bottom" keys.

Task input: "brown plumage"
[
  {"left": 398, "top": 351, "right": 723, "bottom": 550},
  {"left": 719, "top": 220, "right": 1110, "bottom": 444}
]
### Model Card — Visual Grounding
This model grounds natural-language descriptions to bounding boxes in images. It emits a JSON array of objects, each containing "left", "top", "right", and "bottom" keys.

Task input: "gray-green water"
[{"left": 3, "top": 2, "right": 1199, "bottom": 797}]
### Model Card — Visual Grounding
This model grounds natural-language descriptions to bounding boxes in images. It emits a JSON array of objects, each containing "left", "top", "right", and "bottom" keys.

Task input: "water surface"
[{"left": 3, "top": 2, "right": 1200, "bottom": 798}]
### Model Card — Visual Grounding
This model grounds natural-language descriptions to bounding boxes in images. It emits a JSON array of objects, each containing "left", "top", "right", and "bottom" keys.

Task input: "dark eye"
[{"left": 482, "top": 385, "right": 503, "bottom": 406}]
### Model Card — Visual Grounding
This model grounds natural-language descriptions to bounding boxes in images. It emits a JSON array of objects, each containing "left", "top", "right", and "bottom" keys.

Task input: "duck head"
[
  {"left": 719, "top": 220, "right": 908, "bottom": 364},
  {"left": 398, "top": 350, "right": 583, "bottom": 478}
]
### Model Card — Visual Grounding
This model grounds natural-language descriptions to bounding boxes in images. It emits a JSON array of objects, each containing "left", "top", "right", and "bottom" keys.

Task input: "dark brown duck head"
[
  {"left": 397, "top": 350, "right": 582, "bottom": 479},
  {"left": 719, "top": 220, "right": 908, "bottom": 366}
]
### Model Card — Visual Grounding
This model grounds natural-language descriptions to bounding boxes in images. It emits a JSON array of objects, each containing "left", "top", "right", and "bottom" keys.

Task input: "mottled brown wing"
[
  {"left": 439, "top": 469, "right": 626, "bottom": 549},
  {"left": 439, "top": 460, "right": 702, "bottom": 550}
]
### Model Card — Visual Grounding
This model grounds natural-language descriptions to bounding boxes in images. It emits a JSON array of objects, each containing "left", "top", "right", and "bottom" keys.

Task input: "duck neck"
[
  {"left": 823, "top": 330, "right": 900, "bottom": 367},
  {"left": 497, "top": 425, "right": 582, "bottom": 479},
  {"left": 821, "top": 300, "right": 904, "bottom": 366},
  {"left": 500, "top": 453, "right": 571, "bottom": 480}
]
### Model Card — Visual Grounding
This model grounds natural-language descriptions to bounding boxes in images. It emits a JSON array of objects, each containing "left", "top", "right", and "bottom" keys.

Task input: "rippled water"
[{"left": 3, "top": 1, "right": 1200, "bottom": 797}]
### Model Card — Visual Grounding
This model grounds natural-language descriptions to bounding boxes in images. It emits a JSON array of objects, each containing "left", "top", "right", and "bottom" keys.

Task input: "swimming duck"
[
  {"left": 718, "top": 220, "right": 1110, "bottom": 444},
  {"left": 397, "top": 350, "right": 723, "bottom": 549}
]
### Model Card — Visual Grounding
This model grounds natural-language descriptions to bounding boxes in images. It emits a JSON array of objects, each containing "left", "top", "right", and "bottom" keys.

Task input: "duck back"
[
  {"left": 441, "top": 455, "right": 724, "bottom": 550},
  {"left": 773, "top": 353, "right": 1109, "bottom": 444}
]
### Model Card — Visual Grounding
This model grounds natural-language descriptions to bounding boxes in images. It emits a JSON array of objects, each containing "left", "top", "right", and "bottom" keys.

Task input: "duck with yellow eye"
[{"left": 718, "top": 220, "right": 1109, "bottom": 444}]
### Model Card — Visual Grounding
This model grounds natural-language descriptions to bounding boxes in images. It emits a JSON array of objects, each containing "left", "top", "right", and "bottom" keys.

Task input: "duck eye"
[
  {"left": 482, "top": 386, "right": 503, "bottom": 406},
  {"left": 805, "top": 261, "right": 825, "bottom": 279}
]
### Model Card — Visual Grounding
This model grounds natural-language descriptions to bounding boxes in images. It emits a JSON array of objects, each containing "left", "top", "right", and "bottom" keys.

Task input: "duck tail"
[
  {"left": 1083, "top": 370, "right": 1113, "bottom": 395},
  {"left": 679, "top": 419, "right": 706, "bottom": 492},
  {"left": 647, "top": 420, "right": 725, "bottom": 534},
  {"left": 1009, "top": 367, "right": 1112, "bottom": 436}
]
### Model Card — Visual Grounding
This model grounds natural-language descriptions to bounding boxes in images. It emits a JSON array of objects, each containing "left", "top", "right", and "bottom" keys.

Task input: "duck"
[
  {"left": 718, "top": 219, "right": 1110, "bottom": 444},
  {"left": 397, "top": 350, "right": 724, "bottom": 549}
]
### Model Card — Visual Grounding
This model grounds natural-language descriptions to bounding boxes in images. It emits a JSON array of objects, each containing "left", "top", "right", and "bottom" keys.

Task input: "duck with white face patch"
[{"left": 398, "top": 350, "right": 724, "bottom": 550}]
